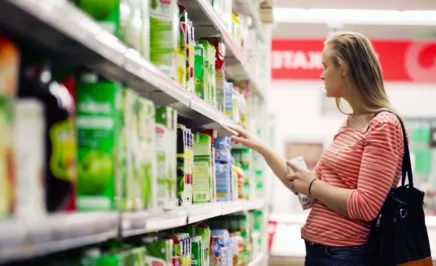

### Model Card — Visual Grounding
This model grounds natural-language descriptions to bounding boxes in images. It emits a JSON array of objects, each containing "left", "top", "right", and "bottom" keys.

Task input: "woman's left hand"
[{"left": 287, "top": 161, "right": 317, "bottom": 195}]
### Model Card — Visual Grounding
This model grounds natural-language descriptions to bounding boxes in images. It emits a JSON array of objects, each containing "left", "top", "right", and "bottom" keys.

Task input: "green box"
[
  {"left": 77, "top": 0, "right": 121, "bottom": 36},
  {"left": 155, "top": 106, "right": 178, "bottom": 209},
  {"left": 144, "top": 237, "right": 173, "bottom": 266},
  {"left": 150, "top": 0, "right": 177, "bottom": 79},
  {"left": 193, "top": 133, "right": 212, "bottom": 203},
  {"left": 76, "top": 75, "right": 122, "bottom": 211},
  {"left": 194, "top": 44, "right": 205, "bottom": 100}
]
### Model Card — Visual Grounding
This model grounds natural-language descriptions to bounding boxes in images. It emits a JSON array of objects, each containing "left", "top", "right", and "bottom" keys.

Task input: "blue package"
[
  {"left": 215, "top": 162, "right": 232, "bottom": 201},
  {"left": 215, "top": 136, "right": 232, "bottom": 162}
]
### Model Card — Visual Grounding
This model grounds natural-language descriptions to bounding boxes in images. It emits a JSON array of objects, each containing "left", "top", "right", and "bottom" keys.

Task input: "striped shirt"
[{"left": 301, "top": 112, "right": 404, "bottom": 246}]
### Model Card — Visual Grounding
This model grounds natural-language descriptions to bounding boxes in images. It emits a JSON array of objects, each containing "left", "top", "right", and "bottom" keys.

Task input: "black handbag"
[{"left": 367, "top": 111, "right": 432, "bottom": 266}]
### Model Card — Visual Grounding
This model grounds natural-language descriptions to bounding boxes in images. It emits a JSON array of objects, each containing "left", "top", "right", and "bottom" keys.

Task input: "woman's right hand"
[{"left": 229, "top": 125, "right": 265, "bottom": 152}]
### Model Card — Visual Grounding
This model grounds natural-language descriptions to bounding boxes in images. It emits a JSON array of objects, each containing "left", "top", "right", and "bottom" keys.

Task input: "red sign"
[{"left": 272, "top": 39, "right": 436, "bottom": 82}]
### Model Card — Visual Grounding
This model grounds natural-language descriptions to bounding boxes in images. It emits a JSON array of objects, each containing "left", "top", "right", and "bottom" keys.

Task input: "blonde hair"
[{"left": 325, "top": 31, "right": 394, "bottom": 115}]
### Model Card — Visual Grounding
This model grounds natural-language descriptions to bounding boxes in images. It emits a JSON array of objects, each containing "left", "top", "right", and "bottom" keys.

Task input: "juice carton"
[
  {"left": 288, "top": 156, "right": 314, "bottom": 210},
  {"left": 193, "top": 133, "right": 212, "bottom": 203},
  {"left": 194, "top": 44, "right": 206, "bottom": 100},
  {"left": 76, "top": 74, "right": 122, "bottom": 211},
  {"left": 14, "top": 100, "right": 45, "bottom": 218},
  {"left": 191, "top": 236, "right": 203, "bottom": 266},
  {"left": 186, "top": 21, "right": 195, "bottom": 93},
  {"left": 215, "top": 162, "right": 232, "bottom": 202},
  {"left": 137, "top": 97, "right": 157, "bottom": 210},
  {"left": 223, "top": 81, "right": 233, "bottom": 119},
  {"left": 77, "top": 0, "right": 121, "bottom": 36},
  {"left": 0, "top": 36, "right": 18, "bottom": 217},
  {"left": 150, "top": 0, "right": 178, "bottom": 79},
  {"left": 177, "top": 4, "right": 188, "bottom": 89},
  {"left": 144, "top": 237, "right": 174, "bottom": 266},
  {"left": 192, "top": 223, "right": 211, "bottom": 266},
  {"left": 155, "top": 106, "right": 178, "bottom": 209},
  {"left": 176, "top": 124, "right": 192, "bottom": 206}
]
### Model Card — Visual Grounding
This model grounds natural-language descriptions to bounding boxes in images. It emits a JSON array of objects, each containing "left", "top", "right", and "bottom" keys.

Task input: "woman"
[{"left": 232, "top": 32, "right": 404, "bottom": 265}]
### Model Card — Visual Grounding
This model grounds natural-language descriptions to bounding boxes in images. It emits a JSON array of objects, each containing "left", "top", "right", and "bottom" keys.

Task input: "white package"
[{"left": 288, "top": 156, "right": 315, "bottom": 210}]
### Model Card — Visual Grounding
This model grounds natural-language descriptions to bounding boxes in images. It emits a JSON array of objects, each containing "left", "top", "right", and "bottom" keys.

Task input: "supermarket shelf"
[
  {"left": 233, "top": 0, "right": 266, "bottom": 43},
  {"left": 248, "top": 253, "right": 268, "bottom": 266},
  {"left": 186, "top": 202, "right": 223, "bottom": 224},
  {"left": 0, "top": 213, "right": 118, "bottom": 263},
  {"left": 245, "top": 200, "right": 265, "bottom": 211},
  {"left": 221, "top": 200, "right": 245, "bottom": 215},
  {"left": 121, "top": 209, "right": 189, "bottom": 237},
  {"left": 121, "top": 200, "right": 265, "bottom": 237},
  {"left": 180, "top": 0, "right": 266, "bottom": 99},
  {"left": 0, "top": 0, "right": 236, "bottom": 136}
]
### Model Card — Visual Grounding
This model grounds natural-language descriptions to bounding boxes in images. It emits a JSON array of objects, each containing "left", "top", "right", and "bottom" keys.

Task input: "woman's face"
[{"left": 321, "top": 46, "right": 347, "bottom": 98}]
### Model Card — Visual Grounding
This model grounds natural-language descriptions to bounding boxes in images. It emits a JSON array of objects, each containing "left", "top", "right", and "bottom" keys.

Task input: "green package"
[
  {"left": 77, "top": 0, "right": 121, "bottom": 36},
  {"left": 193, "top": 133, "right": 212, "bottom": 203},
  {"left": 144, "top": 237, "right": 173, "bottom": 266},
  {"left": 176, "top": 124, "right": 192, "bottom": 206},
  {"left": 155, "top": 107, "right": 177, "bottom": 209},
  {"left": 150, "top": 0, "right": 177, "bottom": 79},
  {"left": 138, "top": 97, "right": 157, "bottom": 210},
  {"left": 192, "top": 224, "right": 211, "bottom": 266},
  {"left": 123, "top": 90, "right": 141, "bottom": 210},
  {"left": 191, "top": 236, "right": 202, "bottom": 266},
  {"left": 76, "top": 74, "right": 122, "bottom": 211},
  {"left": 194, "top": 44, "right": 205, "bottom": 99}
]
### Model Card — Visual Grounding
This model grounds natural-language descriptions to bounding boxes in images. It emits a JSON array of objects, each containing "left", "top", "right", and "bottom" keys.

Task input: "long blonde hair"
[{"left": 325, "top": 31, "right": 394, "bottom": 115}]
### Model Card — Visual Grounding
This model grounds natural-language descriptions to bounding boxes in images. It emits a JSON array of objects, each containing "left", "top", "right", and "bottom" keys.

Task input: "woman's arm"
[
  {"left": 288, "top": 120, "right": 404, "bottom": 221},
  {"left": 230, "top": 126, "right": 292, "bottom": 190}
]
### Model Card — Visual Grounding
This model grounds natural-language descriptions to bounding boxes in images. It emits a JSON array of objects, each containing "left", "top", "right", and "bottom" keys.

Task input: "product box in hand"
[{"left": 288, "top": 156, "right": 314, "bottom": 210}]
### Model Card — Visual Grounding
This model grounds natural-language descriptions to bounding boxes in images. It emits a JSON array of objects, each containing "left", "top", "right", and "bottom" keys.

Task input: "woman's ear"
[{"left": 340, "top": 64, "right": 348, "bottom": 78}]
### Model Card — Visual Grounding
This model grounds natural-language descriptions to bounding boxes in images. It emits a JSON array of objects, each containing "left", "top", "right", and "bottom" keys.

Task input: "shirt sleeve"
[{"left": 347, "top": 120, "right": 404, "bottom": 222}]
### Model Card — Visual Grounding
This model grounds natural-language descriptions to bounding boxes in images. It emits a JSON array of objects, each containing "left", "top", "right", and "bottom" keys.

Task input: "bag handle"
[{"left": 374, "top": 111, "right": 413, "bottom": 187}]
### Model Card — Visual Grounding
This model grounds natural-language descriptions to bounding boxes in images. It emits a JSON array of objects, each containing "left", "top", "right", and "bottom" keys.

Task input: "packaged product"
[
  {"left": 176, "top": 4, "right": 188, "bottom": 89},
  {"left": 155, "top": 106, "right": 178, "bottom": 209},
  {"left": 215, "top": 162, "right": 232, "bottom": 201},
  {"left": 149, "top": 0, "right": 178, "bottom": 79},
  {"left": 19, "top": 60, "right": 76, "bottom": 213},
  {"left": 0, "top": 36, "right": 18, "bottom": 217},
  {"left": 144, "top": 236, "right": 174, "bottom": 266},
  {"left": 288, "top": 156, "right": 314, "bottom": 210},
  {"left": 194, "top": 44, "right": 205, "bottom": 100},
  {"left": 214, "top": 136, "right": 232, "bottom": 162},
  {"left": 210, "top": 229, "right": 230, "bottom": 266},
  {"left": 177, "top": 124, "right": 192, "bottom": 205},
  {"left": 193, "top": 133, "right": 212, "bottom": 203},
  {"left": 14, "top": 100, "right": 45, "bottom": 218},
  {"left": 223, "top": 80, "right": 233, "bottom": 119},
  {"left": 77, "top": 0, "right": 121, "bottom": 36},
  {"left": 76, "top": 72, "right": 121, "bottom": 211}
]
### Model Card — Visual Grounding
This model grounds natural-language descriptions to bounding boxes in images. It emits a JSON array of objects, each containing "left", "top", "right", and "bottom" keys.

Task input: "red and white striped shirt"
[{"left": 301, "top": 112, "right": 404, "bottom": 246}]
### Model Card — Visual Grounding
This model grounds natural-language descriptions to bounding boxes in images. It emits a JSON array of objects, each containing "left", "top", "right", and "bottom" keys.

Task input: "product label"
[
  {"left": 49, "top": 118, "right": 76, "bottom": 182},
  {"left": 193, "top": 160, "right": 211, "bottom": 202}
]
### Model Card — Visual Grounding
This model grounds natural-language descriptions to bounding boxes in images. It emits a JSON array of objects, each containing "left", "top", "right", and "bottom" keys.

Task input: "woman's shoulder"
[{"left": 370, "top": 111, "right": 402, "bottom": 127}]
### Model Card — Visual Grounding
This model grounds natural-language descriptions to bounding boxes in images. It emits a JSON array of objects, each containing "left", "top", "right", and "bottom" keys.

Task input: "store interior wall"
[{"left": 268, "top": 80, "right": 436, "bottom": 213}]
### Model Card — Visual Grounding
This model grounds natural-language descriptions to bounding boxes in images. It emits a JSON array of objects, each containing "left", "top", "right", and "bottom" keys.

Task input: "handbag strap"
[{"left": 373, "top": 110, "right": 413, "bottom": 187}]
